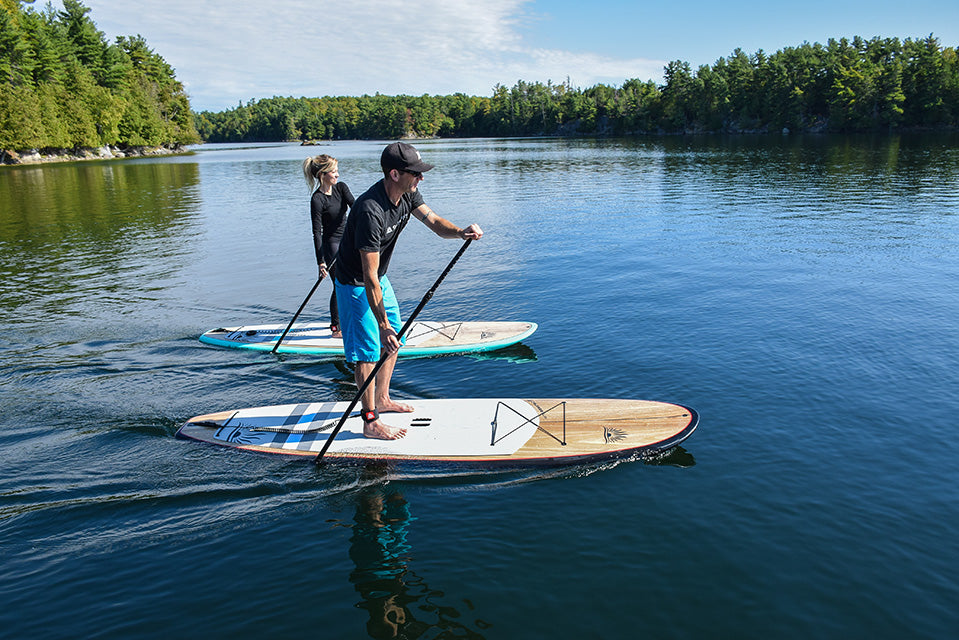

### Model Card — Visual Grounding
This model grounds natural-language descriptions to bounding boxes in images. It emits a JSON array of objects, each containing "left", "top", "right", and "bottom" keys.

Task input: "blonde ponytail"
[{"left": 302, "top": 154, "right": 338, "bottom": 192}]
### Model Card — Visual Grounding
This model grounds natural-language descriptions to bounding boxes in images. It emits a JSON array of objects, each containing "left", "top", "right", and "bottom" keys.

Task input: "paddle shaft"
[
  {"left": 271, "top": 260, "right": 335, "bottom": 354},
  {"left": 314, "top": 239, "right": 472, "bottom": 462}
]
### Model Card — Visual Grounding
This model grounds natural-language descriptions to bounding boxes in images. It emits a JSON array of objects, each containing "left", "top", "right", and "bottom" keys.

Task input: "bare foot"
[
  {"left": 378, "top": 399, "right": 414, "bottom": 413},
  {"left": 331, "top": 330, "right": 342, "bottom": 338},
  {"left": 363, "top": 419, "right": 406, "bottom": 440}
]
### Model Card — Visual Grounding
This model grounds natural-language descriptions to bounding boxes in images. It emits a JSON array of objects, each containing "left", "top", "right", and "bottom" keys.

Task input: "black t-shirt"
[
  {"left": 310, "top": 182, "right": 354, "bottom": 265},
  {"left": 335, "top": 179, "right": 425, "bottom": 286}
]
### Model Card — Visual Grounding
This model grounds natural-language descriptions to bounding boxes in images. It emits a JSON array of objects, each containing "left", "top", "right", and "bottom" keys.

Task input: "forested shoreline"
[
  {"left": 3, "top": 0, "right": 958, "bottom": 162},
  {"left": 198, "top": 35, "right": 959, "bottom": 143},
  {"left": 0, "top": 0, "right": 198, "bottom": 164}
]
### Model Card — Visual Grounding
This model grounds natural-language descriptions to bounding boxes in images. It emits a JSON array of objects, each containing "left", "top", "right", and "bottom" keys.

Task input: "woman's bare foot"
[{"left": 363, "top": 419, "right": 406, "bottom": 440}]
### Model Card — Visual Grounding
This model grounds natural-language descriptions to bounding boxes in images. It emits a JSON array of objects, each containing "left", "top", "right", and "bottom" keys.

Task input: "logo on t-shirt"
[{"left": 385, "top": 212, "right": 410, "bottom": 237}]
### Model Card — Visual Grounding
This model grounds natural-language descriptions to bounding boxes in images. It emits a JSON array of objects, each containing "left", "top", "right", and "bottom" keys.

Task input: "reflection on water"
[
  {"left": 349, "top": 474, "right": 489, "bottom": 639},
  {"left": 0, "top": 161, "right": 201, "bottom": 323},
  {"left": 324, "top": 342, "right": 536, "bottom": 381},
  {"left": 343, "top": 450, "right": 691, "bottom": 640},
  {"left": 0, "top": 161, "right": 201, "bottom": 243},
  {"left": 464, "top": 343, "right": 537, "bottom": 364}
]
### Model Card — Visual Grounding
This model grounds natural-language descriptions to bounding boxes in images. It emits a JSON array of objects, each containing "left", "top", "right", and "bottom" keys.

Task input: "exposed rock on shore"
[{"left": 1, "top": 145, "right": 191, "bottom": 165}]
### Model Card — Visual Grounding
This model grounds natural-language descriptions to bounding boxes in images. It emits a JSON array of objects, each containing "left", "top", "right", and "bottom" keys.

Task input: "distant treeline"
[
  {"left": 0, "top": 0, "right": 199, "bottom": 158},
  {"left": 197, "top": 35, "right": 959, "bottom": 143}
]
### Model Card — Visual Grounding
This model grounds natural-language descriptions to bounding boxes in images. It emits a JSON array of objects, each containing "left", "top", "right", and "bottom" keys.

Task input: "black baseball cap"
[{"left": 381, "top": 142, "right": 434, "bottom": 173}]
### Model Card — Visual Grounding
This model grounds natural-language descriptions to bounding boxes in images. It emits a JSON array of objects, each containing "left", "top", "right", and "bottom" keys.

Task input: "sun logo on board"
[
  {"left": 220, "top": 428, "right": 258, "bottom": 444},
  {"left": 603, "top": 427, "right": 627, "bottom": 443}
]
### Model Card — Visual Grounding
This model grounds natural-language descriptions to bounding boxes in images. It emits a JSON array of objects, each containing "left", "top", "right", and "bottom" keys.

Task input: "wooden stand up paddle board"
[
  {"left": 199, "top": 321, "right": 537, "bottom": 357},
  {"left": 177, "top": 398, "right": 698, "bottom": 466}
]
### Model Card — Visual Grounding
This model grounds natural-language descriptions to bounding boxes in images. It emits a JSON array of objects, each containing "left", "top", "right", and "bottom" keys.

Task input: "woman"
[{"left": 303, "top": 154, "right": 354, "bottom": 337}]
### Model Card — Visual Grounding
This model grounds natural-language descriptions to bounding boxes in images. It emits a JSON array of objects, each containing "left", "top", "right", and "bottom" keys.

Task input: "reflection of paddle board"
[
  {"left": 199, "top": 320, "right": 537, "bottom": 357},
  {"left": 177, "top": 398, "right": 698, "bottom": 466}
]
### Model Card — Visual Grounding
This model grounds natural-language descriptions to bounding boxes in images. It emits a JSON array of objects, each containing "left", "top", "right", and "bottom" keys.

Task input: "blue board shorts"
[{"left": 334, "top": 275, "right": 404, "bottom": 363}]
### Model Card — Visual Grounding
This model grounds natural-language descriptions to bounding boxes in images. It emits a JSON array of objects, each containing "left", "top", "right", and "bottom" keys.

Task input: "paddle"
[
  {"left": 271, "top": 260, "right": 335, "bottom": 354},
  {"left": 314, "top": 239, "right": 473, "bottom": 462}
]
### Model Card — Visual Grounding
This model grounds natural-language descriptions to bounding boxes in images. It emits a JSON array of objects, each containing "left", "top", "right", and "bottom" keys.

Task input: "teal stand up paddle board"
[{"left": 199, "top": 320, "right": 537, "bottom": 357}]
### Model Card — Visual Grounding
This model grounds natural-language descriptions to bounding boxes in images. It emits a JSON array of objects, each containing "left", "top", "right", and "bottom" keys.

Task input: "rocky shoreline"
[{"left": 1, "top": 144, "right": 191, "bottom": 165}]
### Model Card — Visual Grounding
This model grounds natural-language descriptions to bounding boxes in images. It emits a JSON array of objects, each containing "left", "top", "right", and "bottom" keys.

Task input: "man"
[{"left": 334, "top": 142, "right": 483, "bottom": 440}]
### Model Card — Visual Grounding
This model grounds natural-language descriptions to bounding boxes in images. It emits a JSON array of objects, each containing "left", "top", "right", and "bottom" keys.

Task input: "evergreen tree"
[
  {"left": 0, "top": 5, "right": 34, "bottom": 86},
  {"left": 902, "top": 35, "right": 948, "bottom": 125},
  {"left": 1, "top": 0, "right": 198, "bottom": 157}
]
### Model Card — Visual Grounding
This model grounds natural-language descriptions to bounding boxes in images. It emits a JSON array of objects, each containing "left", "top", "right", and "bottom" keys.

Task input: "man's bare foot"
[
  {"left": 363, "top": 419, "right": 406, "bottom": 440},
  {"left": 378, "top": 399, "right": 414, "bottom": 413}
]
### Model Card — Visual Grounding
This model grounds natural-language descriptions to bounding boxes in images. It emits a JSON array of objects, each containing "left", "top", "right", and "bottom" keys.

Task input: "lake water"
[{"left": 1, "top": 135, "right": 958, "bottom": 638}]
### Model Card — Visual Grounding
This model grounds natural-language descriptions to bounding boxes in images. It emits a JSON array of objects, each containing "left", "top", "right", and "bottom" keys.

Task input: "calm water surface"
[{"left": 1, "top": 135, "right": 958, "bottom": 638}]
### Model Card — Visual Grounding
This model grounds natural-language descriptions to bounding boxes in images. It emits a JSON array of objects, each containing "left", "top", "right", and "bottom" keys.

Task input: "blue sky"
[{"left": 75, "top": 0, "right": 959, "bottom": 112}]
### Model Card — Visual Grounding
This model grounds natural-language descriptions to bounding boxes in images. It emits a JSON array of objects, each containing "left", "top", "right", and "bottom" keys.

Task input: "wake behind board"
[
  {"left": 177, "top": 398, "right": 698, "bottom": 466},
  {"left": 199, "top": 320, "right": 537, "bottom": 357}
]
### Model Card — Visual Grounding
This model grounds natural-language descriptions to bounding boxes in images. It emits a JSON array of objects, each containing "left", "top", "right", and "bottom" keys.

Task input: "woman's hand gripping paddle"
[{"left": 271, "top": 260, "right": 335, "bottom": 354}]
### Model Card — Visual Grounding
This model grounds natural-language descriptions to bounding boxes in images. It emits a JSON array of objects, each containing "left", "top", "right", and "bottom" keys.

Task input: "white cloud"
[{"left": 79, "top": 0, "right": 665, "bottom": 111}]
